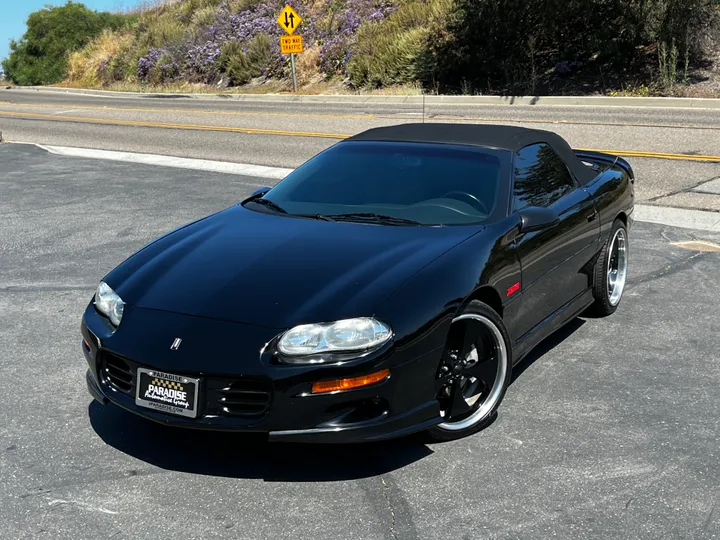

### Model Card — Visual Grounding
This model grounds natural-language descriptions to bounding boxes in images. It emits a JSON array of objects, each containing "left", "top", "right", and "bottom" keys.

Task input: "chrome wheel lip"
[
  {"left": 607, "top": 228, "right": 628, "bottom": 307},
  {"left": 438, "top": 313, "right": 508, "bottom": 432}
]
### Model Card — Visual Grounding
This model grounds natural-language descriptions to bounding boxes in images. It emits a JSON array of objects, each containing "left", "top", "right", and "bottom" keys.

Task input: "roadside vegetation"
[
  {"left": 3, "top": 0, "right": 720, "bottom": 96},
  {"left": 1, "top": 2, "right": 131, "bottom": 86}
]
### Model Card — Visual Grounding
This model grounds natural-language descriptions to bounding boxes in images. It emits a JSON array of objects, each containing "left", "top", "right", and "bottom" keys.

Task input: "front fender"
[{"left": 374, "top": 218, "right": 522, "bottom": 356}]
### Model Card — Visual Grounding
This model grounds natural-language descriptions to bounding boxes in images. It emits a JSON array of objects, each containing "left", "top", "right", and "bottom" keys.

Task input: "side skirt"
[{"left": 511, "top": 289, "right": 595, "bottom": 366}]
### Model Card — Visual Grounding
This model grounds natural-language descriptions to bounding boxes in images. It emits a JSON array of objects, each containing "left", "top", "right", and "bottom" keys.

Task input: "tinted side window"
[{"left": 513, "top": 144, "right": 575, "bottom": 211}]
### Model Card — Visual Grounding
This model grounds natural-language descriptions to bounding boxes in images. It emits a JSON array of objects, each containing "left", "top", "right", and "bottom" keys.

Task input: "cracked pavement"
[{"left": 1, "top": 144, "right": 719, "bottom": 540}]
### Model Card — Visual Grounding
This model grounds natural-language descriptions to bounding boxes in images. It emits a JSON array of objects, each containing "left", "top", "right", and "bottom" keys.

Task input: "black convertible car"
[{"left": 82, "top": 124, "right": 633, "bottom": 442}]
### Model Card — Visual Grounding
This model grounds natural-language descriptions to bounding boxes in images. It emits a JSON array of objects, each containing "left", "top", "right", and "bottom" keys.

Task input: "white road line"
[
  {"left": 21, "top": 143, "right": 292, "bottom": 180},
  {"left": 10, "top": 142, "right": 720, "bottom": 232}
]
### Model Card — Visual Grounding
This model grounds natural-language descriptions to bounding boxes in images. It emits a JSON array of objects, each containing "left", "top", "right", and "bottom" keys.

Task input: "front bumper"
[{"left": 82, "top": 306, "right": 444, "bottom": 443}]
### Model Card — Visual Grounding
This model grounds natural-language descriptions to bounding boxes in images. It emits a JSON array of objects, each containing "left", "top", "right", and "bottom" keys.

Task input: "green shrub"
[
  {"left": 192, "top": 5, "right": 220, "bottom": 27},
  {"left": 220, "top": 42, "right": 253, "bottom": 85},
  {"left": 247, "top": 34, "right": 273, "bottom": 68},
  {"left": 347, "top": 0, "right": 452, "bottom": 89},
  {"left": 219, "top": 34, "right": 273, "bottom": 86},
  {"left": 227, "top": 0, "right": 264, "bottom": 13},
  {"left": 179, "top": 0, "right": 223, "bottom": 21},
  {"left": 349, "top": 27, "right": 428, "bottom": 88},
  {"left": 147, "top": 51, "right": 179, "bottom": 85},
  {"left": 136, "top": 18, "right": 186, "bottom": 49},
  {"left": 1, "top": 1, "right": 129, "bottom": 86}
]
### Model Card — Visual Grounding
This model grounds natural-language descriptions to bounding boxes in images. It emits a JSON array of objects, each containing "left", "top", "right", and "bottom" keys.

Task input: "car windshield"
[{"left": 246, "top": 141, "right": 507, "bottom": 226}]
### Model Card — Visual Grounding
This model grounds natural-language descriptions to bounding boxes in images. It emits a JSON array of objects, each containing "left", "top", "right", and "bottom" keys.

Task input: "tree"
[
  {"left": 1, "top": 1, "right": 128, "bottom": 86},
  {"left": 424, "top": 0, "right": 719, "bottom": 95}
]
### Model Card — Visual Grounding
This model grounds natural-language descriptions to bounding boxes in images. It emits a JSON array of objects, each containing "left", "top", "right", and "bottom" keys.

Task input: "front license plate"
[{"left": 135, "top": 368, "right": 199, "bottom": 419}]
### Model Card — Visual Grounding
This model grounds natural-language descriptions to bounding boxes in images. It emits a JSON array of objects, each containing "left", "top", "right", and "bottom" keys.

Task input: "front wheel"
[{"left": 427, "top": 301, "right": 512, "bottom": 441}]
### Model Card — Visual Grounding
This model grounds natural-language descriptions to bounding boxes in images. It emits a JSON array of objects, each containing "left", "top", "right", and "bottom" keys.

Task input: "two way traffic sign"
[{"left": 277, "top": 5, "right": 302, "bottom": 35}]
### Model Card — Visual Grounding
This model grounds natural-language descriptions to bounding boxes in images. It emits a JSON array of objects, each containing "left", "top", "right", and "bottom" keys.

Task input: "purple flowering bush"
[
  {"left": 317, "top": 0, "right": 395, "bottom": 76},
  {"left": 119, "top": 0, "right": 400, "bottom": 86},
  {"left": 137, "top": 48, "right": 163, "bottom": 81},
  {"left": 185, "top": 41, "right": 222, "bottom": 82}
]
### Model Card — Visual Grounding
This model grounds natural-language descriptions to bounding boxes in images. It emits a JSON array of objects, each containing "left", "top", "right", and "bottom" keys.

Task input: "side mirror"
[
  {"left": 518, "top": 206, "right": 559, "bottom": 233},
  {"left": 251, "top": 186, "right": 272, "bottom": 198}
]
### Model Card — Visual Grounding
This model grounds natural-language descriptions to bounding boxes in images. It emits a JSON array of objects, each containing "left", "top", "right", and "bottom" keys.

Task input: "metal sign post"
[{"left": 290, "top": 54, "right": 297, "bottom": 93}]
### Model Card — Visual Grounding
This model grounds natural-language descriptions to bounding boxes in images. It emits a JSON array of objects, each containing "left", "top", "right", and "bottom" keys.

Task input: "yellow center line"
[
  {"left": 575, "top": 148, "right": 720, "bottom": 162},
  {"left": 438, "top": 116, "right": 720, "bottom": 132},
  {"left": 3, "top": 99, "right": 720, "bottom": 132},
  {"left": 0, "top": 110, "right": 351, "bottom": 139},
  {"left": 1, "top": 109, "right": 719, "bottom": 162},
  {"left": 0, "top": 100, "right": 378, "bottom": 121}
]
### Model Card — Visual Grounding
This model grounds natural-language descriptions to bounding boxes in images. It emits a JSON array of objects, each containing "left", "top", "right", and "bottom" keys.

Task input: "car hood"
[{"left": 105, "top": 205, "right": 482, "bottom": 329}]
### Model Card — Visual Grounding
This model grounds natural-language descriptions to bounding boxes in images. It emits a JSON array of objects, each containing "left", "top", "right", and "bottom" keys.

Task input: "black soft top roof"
[{"left": 347, "top": 123, "right": 595, "bottom": 185}]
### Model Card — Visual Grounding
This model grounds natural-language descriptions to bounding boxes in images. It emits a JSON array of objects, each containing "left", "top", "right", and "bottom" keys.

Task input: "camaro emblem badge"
[{"left": 170, "top": 338, "right": 182, "bottom": 351}]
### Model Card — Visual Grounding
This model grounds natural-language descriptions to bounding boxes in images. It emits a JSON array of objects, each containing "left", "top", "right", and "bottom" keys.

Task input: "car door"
[{"left": 511, "top": 143, "right": 600, "bottom": 340}]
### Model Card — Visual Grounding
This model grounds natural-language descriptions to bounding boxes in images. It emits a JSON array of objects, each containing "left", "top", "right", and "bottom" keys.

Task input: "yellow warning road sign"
[
  {"left": 277, "top": 5, "right": 302, "bottom": 35},
  {"left": 280, "top": 35, "right": 304, "bottom": 55}
]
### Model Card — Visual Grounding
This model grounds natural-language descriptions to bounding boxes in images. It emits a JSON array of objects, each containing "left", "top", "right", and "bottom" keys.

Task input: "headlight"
[
  {"left": 94, "top": 281, "right": 124, "bottom": 327},
  {"left": 278, "top": 318, "right": 392, "bottom": 358}
]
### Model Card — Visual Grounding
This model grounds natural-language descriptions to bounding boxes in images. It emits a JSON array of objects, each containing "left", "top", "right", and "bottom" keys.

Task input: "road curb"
[
  {"left": 6, "top": 86, "right": 720, "bottom": 109},
  {"left": 634, "top": 204, "right": 720, "bottom": 231}
]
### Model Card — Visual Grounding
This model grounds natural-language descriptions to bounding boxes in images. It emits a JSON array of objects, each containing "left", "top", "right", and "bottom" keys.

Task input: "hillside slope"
[
  {"left": 63, "top": 0, "right": 720, "bottom": 97},
  {"left": 66, "top": 0, "right": 451, "bottom": 93}
]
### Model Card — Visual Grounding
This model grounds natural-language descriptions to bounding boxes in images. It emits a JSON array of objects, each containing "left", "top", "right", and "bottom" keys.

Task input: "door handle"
[{"left": 586, "top": 212, "right": 597, "bottom": 222}]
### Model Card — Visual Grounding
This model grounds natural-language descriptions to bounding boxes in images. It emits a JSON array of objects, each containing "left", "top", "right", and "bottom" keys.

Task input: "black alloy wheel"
[{"left": 427, "top": 300, "right": 512, "bottom": 441}]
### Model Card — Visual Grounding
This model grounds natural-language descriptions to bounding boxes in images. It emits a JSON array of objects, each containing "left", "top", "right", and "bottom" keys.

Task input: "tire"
[
  {"left": 588, "top": 218, "right": 629, "bottom": 317},
  {"left": 426, "top": 300, "right": 513, "bottom": 442}
]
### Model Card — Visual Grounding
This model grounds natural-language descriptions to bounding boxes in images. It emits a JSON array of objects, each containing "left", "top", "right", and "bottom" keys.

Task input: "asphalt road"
[
  {"left": 1, "top": 143, "right": 719, "bottom": 540},
  {"left": 1, "top": 88, "right": 720, "bottom": 211}
]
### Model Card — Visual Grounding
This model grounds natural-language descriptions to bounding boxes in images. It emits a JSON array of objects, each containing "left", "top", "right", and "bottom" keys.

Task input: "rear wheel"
[
  {"left": 427, "top": 301, "right": 512, "bottom": 441},
  {"left": 588, "top": 219, "right": 628, "bottom": 316}
]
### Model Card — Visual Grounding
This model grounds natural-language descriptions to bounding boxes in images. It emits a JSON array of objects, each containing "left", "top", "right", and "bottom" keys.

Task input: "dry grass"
[
  {"left": 295, "top": 45, "right": 321, "bottom": 87},
  {"left": 67, "top": 30, "right": 134, "bottom": 87},
  {"left": 121, "top": 0, "right": 179, "bottom": 15},
  {"left": 353, "top": 83, "right": 424, "bottom": 95},
  {"left": 671, "top": 86, "right": 720, "bottom": 98},
  {"left": 109, "top": 81, "right": 227, "bottom": 93},
  {"left": 53, "top": 77, "right": 425, "bottom": 95}
]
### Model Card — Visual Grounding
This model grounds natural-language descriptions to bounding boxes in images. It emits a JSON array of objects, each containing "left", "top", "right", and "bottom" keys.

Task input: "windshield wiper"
[
  {"left": 246, "top": 197, "right": 287, "bottom": 214},
  {"left": 297, "top": 214, "right": 337, "bottom": 222},
  {"left": 323, "top": 213, "right": 422, "bottom": 226}
]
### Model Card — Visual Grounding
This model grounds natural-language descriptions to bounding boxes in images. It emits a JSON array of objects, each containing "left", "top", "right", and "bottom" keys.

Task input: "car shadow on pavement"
[
  {"left": 511, "top": 317, "right": 586, "bottom": 384},
  {"left": 88, "top": 402, "right": 432, "bottom": 481}
]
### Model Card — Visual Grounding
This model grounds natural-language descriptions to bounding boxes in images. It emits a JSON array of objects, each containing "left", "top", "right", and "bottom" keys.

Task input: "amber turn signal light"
[{"left": 311, "top": 368, "right": 390, "bottom": 394}]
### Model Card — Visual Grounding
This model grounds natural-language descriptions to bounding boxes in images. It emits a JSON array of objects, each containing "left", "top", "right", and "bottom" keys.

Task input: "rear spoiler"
[{"left": 573, "top": 149, "right": 634, "bottom": 181}]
